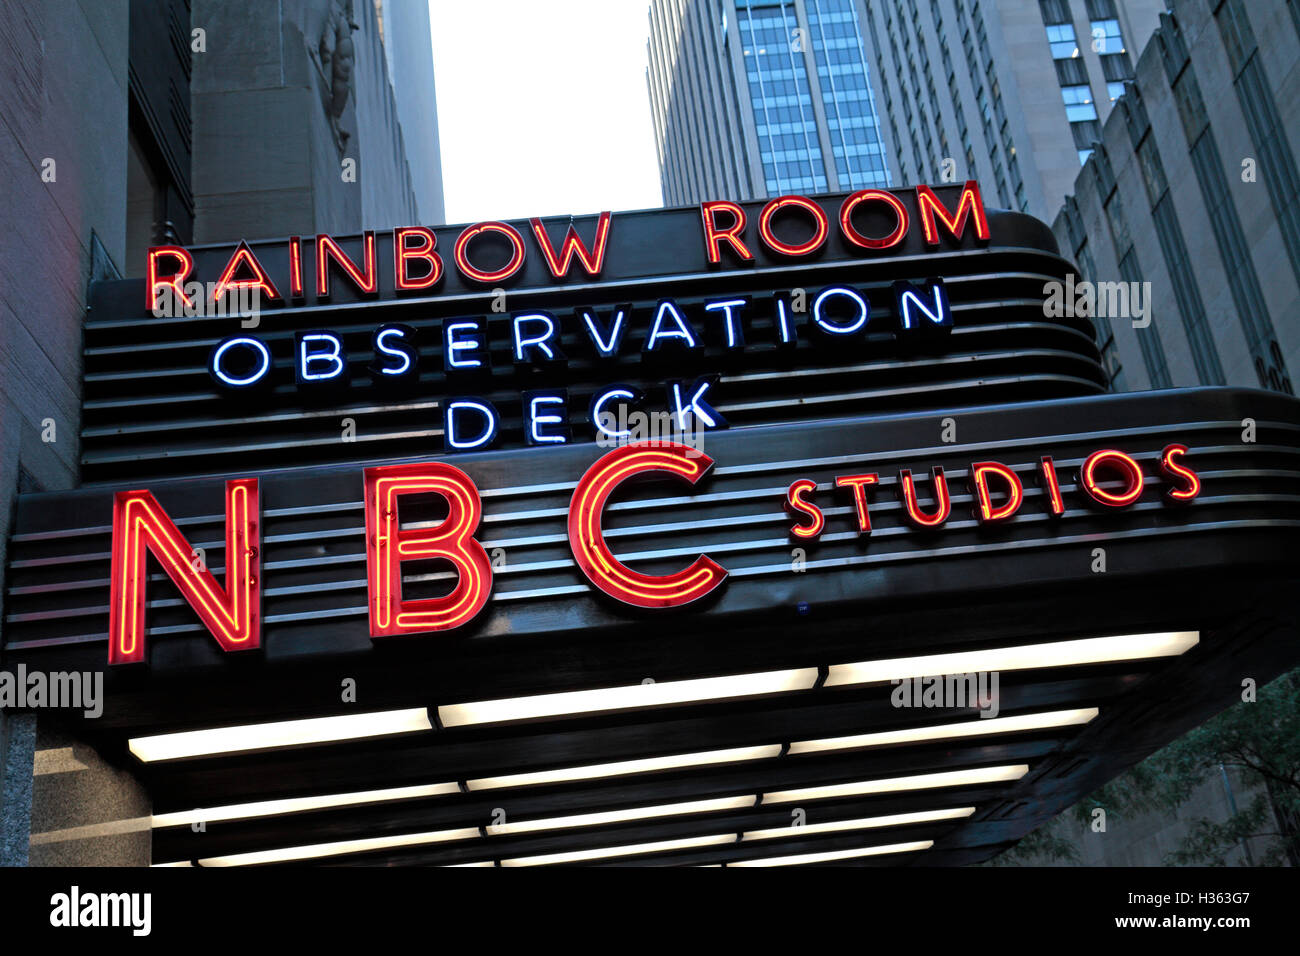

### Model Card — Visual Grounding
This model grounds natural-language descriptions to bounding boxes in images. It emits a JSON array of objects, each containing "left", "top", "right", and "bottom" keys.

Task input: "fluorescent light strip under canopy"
[
  {"left": 500, "top": 834, "right": 737, "bottom": 867},
  {"left": 129, "top": 708, "right": 432, "bottom": 762},
  {"left": 150, "top": 782, "right": 461, "bottom": 828},
  {"left": 826, "top": 632, "right": 1199, "bottom": 688},
  {"left": 467, "top": 744, "right": 783, "bottom": 791},
  {"left": 763, "top": 764, "right": 1030, "bottom": 804},
  {"left": 439, "top": 668, "right": 820, "bottom": 728},
  {"left": 179, "top": 769, "right": 1009, "bottom": 868},
  {"left": 127, "top": 633, "right": 1176, "bottom": 764},
  {"left": 787, "top": 707, "right": 1099, "bottom": 755},
  {"left": 151, "top": 710, "right": 1056, "bottom": 844},
  {"left": 442, "top": 634, "right": 1188, "bottom": 730},
  {"left": 197, "top": 826, "right": 481, "bottom": 867},
  {"left": 136, "top": 640, "right": 1123, "bottom": 853},
  {"left": 728, "top": 840, "right": 934, "bottom": 867},
  {"left": 148, "top": 709, "right": 1035, "bottom": 844},
  {"left": 487, "top": 795, "right": 758, "bottom": 836},
  {"left": 474, "top": 709, "right": 1095, "bottom": 791},
  {"left": 741, "top": 806, "right": 975, "bottom": 841}
]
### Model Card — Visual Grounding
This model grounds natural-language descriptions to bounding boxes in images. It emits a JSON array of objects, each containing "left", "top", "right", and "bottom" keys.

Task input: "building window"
[
  {"left": 1038, "top": 0, "right": 1070, "bottom": 25},
  {"left": 1119, "top": 250, "right": 1173, "bottom": 389},
  {"left": 1070, "top": 119, "right": 1102, "bottom": 148},
  {"left": 1103, "top": 185, "right": 1132, "bottom": 252},
  {"left": 1151, "top": 194, "right": 1226, "bottom": 385},
  {"left": 1214, "top": 0, "right": 1257, "bottom": 72},
  {"left": 737, "top": 0, "right": 827, "bottom": 195},
  {"left": 806, "top": 0, "right": 892, "bottom": 189},
  {"left": 1046, "top": 23, "right": 1080, "bottom": 59},
  {"left": 991, "top": 155, "right": 1009, "bottom": 206},
  {"left": 1054, "top": 57, "right": 1090, "bottom": 86},
  {"left": 1172, "top": 71, "right": 1209, "bottom": 143},
  {"left": 1157, "top": 11, "right": 1190, "bottom": 81},
  {"left": 1090, "top": 18, "right": 1125, "bottom": 55},
  {"left": 1106, "top": 80, "right": 1126, "bottom": 102},
  {"left": 1078, "top": 148, "right": 1094, "bottom": 165},
  {"left": 1100, "top": 53, "right": 1133, "bottom": 81},
  {"left": 1072, "top": 238, "right": 1127, "bottom": 391},
  {"left": 1061, "top": 84, "right": 1097, "bottom": 122},
  {"left": 1120, "top": 85, "right": 1151, "bottom": 142}
]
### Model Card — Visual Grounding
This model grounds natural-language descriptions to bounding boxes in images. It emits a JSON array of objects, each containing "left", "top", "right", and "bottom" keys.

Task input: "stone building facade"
[{"left": 0, "top": 0, "right": 443, "bottom": 866}]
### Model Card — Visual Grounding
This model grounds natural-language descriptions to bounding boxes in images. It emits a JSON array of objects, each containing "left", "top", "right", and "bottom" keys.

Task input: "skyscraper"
[
  {"left": 647, "top": 0, "right": 893, "bottom": 205},
  {"left": 859, "top": 0, "right": 1168, "bottom": 224},
  {"left": 379, "top": 0, "right": 447, "bottom": 225},
  {"left": 1052, "top": 0, "right": 1298, "bottom": 396},
  {"left": 190, "top": 0, "right": 442, "bottom": 246},
  {"left": 0, "top": 0, "right": 446, "bottom": 866}
]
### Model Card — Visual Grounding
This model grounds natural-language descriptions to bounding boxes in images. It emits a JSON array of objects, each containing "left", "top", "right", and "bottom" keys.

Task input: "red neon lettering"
[
  {"left": 530, "top": 212, "right": 612, "bottom": 278},
  {"left": 212, "top": 240, "right": 282, "bottom": 303},
  {"left": 146, "top": 245, "right": 194, "bottom": 312},
  {"left": 898, "top": 467, "right": 951, "bottom": 528},
  {"left": 758, "top": 195, "right": 830, "bottom": 257},
  {"left": 569, "top": 442, "right": 728, "bottom": 608},
  {"left": 394, "top": 227, "right": 444, "bottom": 291},
  {"left": 1039, "top": 456, "right": 1065, "bottom": 516},
  {"left": 316, "top": 232, "right": 378, "bottom": 297},
  {"left": 834, "top": 473, "right": 880, "bottom": 533},
  {"left": 969, "top": 462, "right": 1024, "bottom": 524},
  {"left": 839, "top": 189, "right": 909, "bottom": 250},
  {"left": 915, "top": 181, "right": 990, "bottom": 245},
  {"left": 288, "top": 236, "right": 304, "bottom": 298},
  {"left": 364, "top": 462, "right": 493, "bottom": 636},
  {"left": 786, "top": 479, "right": 825, "bottom": 539},
  {"left": 453, "top": 221, "right": 527, "bottom": 283},
  {"left": 109, "top": 479, "right": 260, "bottom": 665},
  {"left": 699, "top": 200, "right": 753, "bottom": 264},
  {"left": 1080, "top": 449, "right": 1145, "bottom": 507},
  {"left": 1159, "top": 443, "right": 1201, "bottom": 502}
]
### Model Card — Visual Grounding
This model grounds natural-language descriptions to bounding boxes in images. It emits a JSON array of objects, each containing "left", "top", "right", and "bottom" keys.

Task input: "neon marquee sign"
[
  {"left": 783, "top": 444, "right": 1199, "bottom": 536},
  {"left": 148, "top": 184, "right": 988, "bottom": 309},
  {"left": 145, "top": 184, "right": 991, "bottom": 454},
  {"left": 108, "top": 440, "right": 1199, "bottom": 665}
]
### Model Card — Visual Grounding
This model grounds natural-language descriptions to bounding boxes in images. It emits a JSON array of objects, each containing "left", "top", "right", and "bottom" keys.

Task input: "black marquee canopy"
[{"left": 4, "top": 184, "right": 1299, "bottom": 866}]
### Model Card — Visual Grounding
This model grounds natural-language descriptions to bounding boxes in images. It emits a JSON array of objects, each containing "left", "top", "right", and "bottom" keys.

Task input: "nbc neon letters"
[
  {"left": 107, "top": 443, "right": 724, "bottom": 664},
  {"left": 109, "top": 440, "right": 1200, "bottom": 665}
]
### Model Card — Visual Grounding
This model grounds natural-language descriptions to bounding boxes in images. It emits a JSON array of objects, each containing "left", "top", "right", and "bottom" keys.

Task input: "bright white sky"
[{"left": 428, "top": 0, "right": 663, "bottom": 224}]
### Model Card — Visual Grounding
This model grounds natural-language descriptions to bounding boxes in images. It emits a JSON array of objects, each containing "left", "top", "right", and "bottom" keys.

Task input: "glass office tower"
[{"left": 647, "top": 0, "right": 892, "bottom": 204}]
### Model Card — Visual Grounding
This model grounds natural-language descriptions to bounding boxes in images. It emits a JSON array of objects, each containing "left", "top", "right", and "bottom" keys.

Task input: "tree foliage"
[{"left": 988, "top": 667, "right": 1300, "bottom": 866}]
